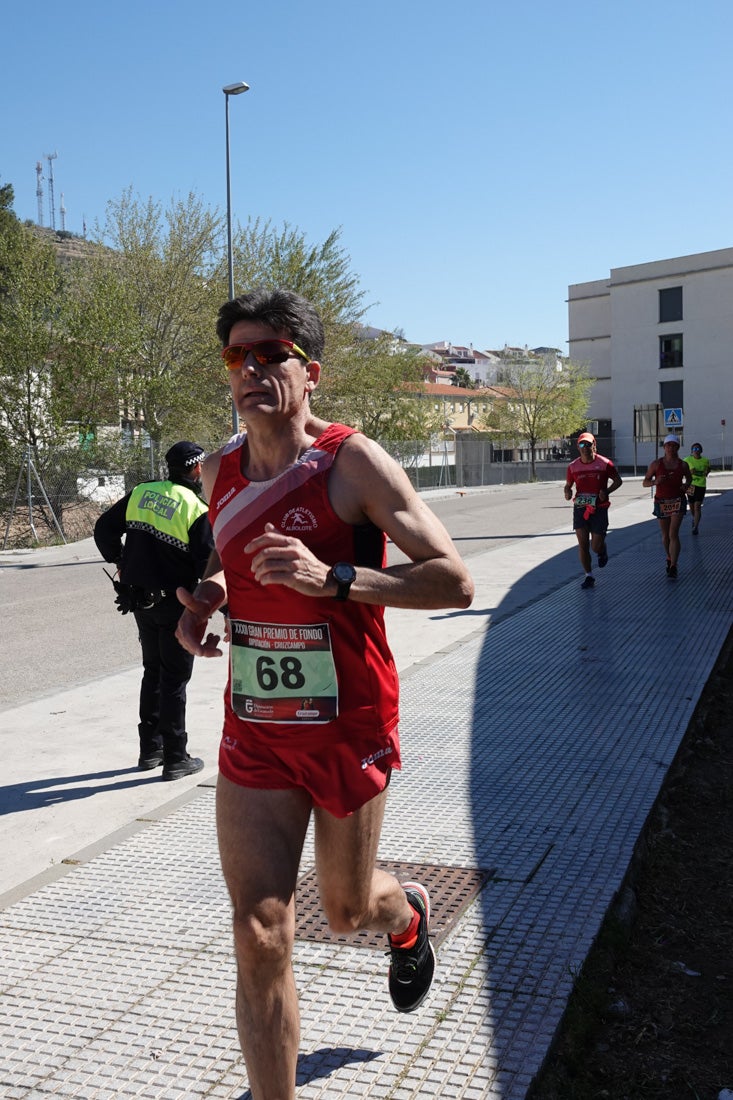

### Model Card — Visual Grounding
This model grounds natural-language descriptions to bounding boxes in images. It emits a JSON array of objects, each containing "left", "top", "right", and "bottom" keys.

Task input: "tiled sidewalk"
[{"left": 1, "top": 487, "right": 731, "bottom": 1098}]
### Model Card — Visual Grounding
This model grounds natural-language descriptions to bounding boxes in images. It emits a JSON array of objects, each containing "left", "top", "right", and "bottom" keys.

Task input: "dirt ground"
[
  {"left": 1, "top": 498, "right": 101, "bottom": 549},
  {"left": 530, "top": 629, "right": 733, "bottom": 1100}
]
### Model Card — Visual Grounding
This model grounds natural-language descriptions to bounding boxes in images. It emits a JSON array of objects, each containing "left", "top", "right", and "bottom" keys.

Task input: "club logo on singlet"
[{"left": 281, "top": 507, "right": 318, "bottom": 533}]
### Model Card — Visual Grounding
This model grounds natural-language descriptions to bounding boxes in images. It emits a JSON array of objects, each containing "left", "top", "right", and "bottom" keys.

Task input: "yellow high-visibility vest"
[{"left": 125, "top": 480, "right": 207, "bottom": 553}]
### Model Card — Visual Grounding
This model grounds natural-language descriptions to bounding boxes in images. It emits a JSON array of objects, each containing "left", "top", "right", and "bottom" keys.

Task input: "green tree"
[
  {"left": 83, "top": 201, "right": 373, "bottom": 447},
  {"left": 51, "top": 244, "right": 139, "bottom": 440},
  {"left": 93, "top": 188, "right": 226, "bottom": 445},
  {"left": 1, "top": 180, "right": 396, "bottom": 463},
  {"left": 479, "top": 356, "right": 592, "bottom": 478},
  {"left": 0, "top": 181, "right": 19, "bottom": 245},
  {"left": 233, "top": 220, "right": 369, "bottom": 356},
  {"left": 312, "top": 332, "right": 443, "bottom": 442},
  {"left": 453, "top": 366, "right": 474, "bottom": 389},
  {"left": 0, "top": 215, "right": 64, "bottom": 457}
]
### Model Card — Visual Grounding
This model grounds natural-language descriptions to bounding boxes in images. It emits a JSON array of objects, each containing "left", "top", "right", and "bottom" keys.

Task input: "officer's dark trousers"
[{"left": 133, "top": 595, "right": 194, "bottom": 765}]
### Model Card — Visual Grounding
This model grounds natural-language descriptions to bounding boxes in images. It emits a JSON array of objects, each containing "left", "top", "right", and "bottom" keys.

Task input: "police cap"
[{"left": 165, "top": 441, "right": 206, "bottom": 469}]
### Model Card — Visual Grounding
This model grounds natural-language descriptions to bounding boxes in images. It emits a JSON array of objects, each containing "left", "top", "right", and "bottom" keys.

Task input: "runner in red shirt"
[
  {"left": 642, "top": 434, "right": 692, "bottom": 578},
  {"left": 564, "top": 432, "right": 623, "bottom": 589},
  {"left": 175, "top": 287, "right": 474, "bottom": 1099}
]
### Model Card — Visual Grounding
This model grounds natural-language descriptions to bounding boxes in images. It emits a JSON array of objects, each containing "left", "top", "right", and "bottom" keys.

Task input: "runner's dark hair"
[{"left": 216, "top": 287, "right": 325, "bottom": 361}]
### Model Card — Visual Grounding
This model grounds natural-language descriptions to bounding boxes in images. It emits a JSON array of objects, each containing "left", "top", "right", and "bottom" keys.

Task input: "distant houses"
[{"left": 420, "top": 340, "right": 562, "bottom": 388}]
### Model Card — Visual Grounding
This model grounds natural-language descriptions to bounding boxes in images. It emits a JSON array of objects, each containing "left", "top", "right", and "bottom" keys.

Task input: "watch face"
[{"left": 333, "top": 562, "right": 356, "bottom": 584}]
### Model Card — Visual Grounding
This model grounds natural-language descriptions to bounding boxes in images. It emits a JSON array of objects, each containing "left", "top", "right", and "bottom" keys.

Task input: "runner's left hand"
[{"left": 245, "top": 523, "right": 329, "bottom": 596}]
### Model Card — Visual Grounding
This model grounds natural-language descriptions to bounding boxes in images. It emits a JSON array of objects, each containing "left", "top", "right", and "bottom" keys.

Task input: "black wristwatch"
[{"left": 330, "top": 562, "right": 356, "bottom": 601}]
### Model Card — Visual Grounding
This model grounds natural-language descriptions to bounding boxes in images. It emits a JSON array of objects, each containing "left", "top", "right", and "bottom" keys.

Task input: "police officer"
[{"left": 94, "top": 441, "right": 214, "bottom": 779}]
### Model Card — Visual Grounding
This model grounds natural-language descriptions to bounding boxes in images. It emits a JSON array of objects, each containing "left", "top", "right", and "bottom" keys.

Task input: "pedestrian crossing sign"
[{"left": 664, "top": 407, "right": 683, "bottom": 428}]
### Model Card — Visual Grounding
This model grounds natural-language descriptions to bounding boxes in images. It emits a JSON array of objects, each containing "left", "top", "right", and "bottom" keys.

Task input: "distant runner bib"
[{"left": 230, "top": 619, "right": 338, "bottom": 724}]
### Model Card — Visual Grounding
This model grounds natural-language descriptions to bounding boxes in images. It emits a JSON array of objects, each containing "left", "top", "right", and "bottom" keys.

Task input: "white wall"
[{"left": 569, "top": 248, "right": 733, "bottom": 468}]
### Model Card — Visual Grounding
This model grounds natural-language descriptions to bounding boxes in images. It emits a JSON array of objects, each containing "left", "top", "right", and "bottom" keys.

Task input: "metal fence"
[
  {"left": 1, "top": 442, "right": 176, "bottom": 551},
  {"left": 382, "top": 437, "right": 574, "bottom": 491},
  {"left": 1, "top": 436, "right": 574, "bottom": 550}
]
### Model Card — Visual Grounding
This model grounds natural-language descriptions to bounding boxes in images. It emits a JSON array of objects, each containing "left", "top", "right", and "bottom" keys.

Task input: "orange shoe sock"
[{"left": 389, "top": 906, "right": 420, "bottom": 949}]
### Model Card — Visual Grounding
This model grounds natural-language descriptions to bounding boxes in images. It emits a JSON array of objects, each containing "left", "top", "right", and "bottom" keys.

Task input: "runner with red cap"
[{"left": 564, "top": 432, "right": 623, "bottom": 589}]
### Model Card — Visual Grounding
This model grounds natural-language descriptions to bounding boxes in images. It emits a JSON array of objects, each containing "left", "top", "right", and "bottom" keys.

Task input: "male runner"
[
  {"left": 175, "top": 287, "right": 474, "bottom": 1100},
  {"left": 564, "top": 432, "right": 623, "bottom": 589}
]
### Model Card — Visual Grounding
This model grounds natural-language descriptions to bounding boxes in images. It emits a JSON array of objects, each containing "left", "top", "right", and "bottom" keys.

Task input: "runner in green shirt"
[{"left": 685, "top": 442, "right": 711, "bottom": 535}]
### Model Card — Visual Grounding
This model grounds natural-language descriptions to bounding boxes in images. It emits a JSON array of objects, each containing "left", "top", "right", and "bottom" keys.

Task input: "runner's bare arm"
[
  {"left": 681, "top": 461, "right": 693, "bottom": 492},
  {"left": 344, "top": 436, "right": 474, "bottom": 609},
  {"left": 247, "top": 434, "right": 473, "bottom": 610},
  {"left": 642, "top": 462, "right": 658, "bottom": 488},
  {"left": 599, "top": 468, "right": 623, "bottom": 502},
  {"left": 176, "top": 548, "right": 228, "bottom": 657}
]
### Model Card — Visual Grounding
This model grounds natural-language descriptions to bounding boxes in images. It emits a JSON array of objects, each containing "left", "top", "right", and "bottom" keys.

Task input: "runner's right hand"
[{"left": 175, "top": 588, "right": 224, "bottom": 657}]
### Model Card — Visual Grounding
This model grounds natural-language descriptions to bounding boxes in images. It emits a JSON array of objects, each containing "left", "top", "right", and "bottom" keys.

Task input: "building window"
[
  {"left": 659, "top": 286, "right": 683, "bottom": 323},
  {"left": 660, "top": 334, "right": 683, "bottom": 369},
  {"left": 660, "top": 379, "right": 683, "bottom": 410}
]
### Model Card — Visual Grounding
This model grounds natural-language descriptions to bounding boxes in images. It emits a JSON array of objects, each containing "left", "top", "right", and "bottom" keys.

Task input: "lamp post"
[{"left": 223, "top": 81, "right": 249, "bottom": 433}]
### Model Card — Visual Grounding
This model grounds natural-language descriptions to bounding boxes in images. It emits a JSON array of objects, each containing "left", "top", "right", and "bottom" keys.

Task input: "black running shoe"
[
  {"left": 388, "top": 882, "right": 435, "bottom": 1013},
  {"left": 666, "top": 559, "right": 672, "bottom": 576},
  {"left": 597, "top": 545, "right": 608, "bottom": 568},
  {"left": 668, "top": 564, "right": 678, "bottom": 579},
  {"left": 580, "top": 575, "right": 595, "bottom": 589}
]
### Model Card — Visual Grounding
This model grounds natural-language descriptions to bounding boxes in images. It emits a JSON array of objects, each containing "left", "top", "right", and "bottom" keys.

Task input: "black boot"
[
  {"left": 138, "top": 750, "right": 164, "bottom": 770},
  {"left": 161, "top": 755, "right": 204, "bottom": 781}
]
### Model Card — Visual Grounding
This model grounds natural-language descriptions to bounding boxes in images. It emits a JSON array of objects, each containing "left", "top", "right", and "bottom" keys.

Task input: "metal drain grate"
[{"left": 294, "top": 861, "right": 494, "bottom": 948}]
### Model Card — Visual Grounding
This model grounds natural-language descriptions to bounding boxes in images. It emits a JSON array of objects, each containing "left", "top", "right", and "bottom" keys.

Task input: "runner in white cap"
[{"left": 642, "top": 435, "right": 692, "bottom": 578}]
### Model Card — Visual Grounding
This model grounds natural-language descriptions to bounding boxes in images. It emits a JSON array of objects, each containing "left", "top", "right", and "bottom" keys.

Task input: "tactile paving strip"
[{"left": 295, "top": 861, "right": 495, "bottom": 948}]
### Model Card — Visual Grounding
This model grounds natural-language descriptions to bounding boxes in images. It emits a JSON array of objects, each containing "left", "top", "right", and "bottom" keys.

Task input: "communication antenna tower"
[
  {"left": 35, "top": 161, "right": 44, "bottom": 226},
  {"left": 44, "top": 151, "right": 58, "bottom": 230},
  {"left": 59, "top": 193, "right": 66, "bottom": 232}
]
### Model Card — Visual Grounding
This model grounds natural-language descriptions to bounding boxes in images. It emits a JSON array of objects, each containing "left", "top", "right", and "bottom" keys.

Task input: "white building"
[
  {"left": 568, "top": 246, "right": 733, "bottom": 469},
  {"left": 421, "top": 342, "right": 502, "bottom": 386}
]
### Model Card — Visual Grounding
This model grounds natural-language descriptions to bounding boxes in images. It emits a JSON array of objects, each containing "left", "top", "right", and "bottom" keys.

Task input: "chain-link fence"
[
  {"left": 1, "top": 435, "right": 577, "bottom": 550},
  {"left": 0, "top": 440, "right": 184, "bottom": 550},
  {"left": 381, "top": 436, "right": 574, "bottom": 491}
]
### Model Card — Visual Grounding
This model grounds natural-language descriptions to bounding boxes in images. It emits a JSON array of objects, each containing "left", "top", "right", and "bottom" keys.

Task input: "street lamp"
[{"left": 223, "top": 80, "right": 249, "bottom": 433}]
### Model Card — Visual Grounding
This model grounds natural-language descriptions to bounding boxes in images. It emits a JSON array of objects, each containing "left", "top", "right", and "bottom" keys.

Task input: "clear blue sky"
[{"left": 2, "top": 0, "right": 731, "bottom": 353}]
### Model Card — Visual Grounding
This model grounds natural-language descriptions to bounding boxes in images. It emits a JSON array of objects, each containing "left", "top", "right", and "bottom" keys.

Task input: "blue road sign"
[{"left": 664, "top": 408, "right": 683, "bottom": 429}]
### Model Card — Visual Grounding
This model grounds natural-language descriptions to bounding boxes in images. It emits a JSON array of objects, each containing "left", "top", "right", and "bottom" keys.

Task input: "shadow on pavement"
[
  {"left": 0, "top": 767, "right": 162, "bottom": 814},
  {"left": 234, "top": 1046, "right": 382, "bottom": 1099},
  {"left": 467, "top": 494, "right": 727, "bottom": 1091}
]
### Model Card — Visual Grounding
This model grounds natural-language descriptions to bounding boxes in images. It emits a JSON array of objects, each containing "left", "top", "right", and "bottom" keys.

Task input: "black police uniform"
[{"left": 94, "top": 442, "right": 214, "bottom": 778}]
